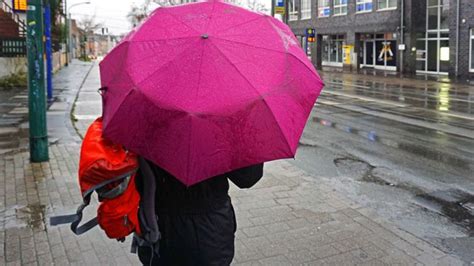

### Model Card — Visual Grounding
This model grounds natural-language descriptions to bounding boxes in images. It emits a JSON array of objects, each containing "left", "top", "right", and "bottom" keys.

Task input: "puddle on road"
[
  {"left": 311, "top": 116, "right": 472, "bottom": 173},
  {"left": 0, "top": 204, "right": 47, "bottom": 230},
  {"left": 415, "top": 190, "right": 474, "bottom": 236},
  {"left": 333, "top": 157, "right": 474, "bottom": 236}
]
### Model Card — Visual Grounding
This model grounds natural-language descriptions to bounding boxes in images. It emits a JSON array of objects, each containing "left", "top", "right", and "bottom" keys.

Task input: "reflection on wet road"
[
  {"left": 320, "top": 72, "right": 474, "bottom": 130},
  {"left": 296, "top": 72, "right": 474, "bottom": 262}
]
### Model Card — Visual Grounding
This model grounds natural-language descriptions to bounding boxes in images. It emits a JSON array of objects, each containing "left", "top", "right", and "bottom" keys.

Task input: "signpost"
[
  {"left": 305, "top": 28, "right": 315, "bottom": 56},
  {"left": 13, "top": 0, "right": 27, "bottom": 12},
  {"left": 26, "top": 0, "right": 49, "bottom": 162},
  {"left": 44, "top": 1, "right": 53, "bottom": 102},
  {"left": 275, "top": 0, "right": 285, "bottom": 14}
]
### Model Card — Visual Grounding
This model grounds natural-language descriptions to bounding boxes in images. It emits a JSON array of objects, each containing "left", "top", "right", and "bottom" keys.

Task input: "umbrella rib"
[
  {"left": 208, "top": 40, "right": 294, "bottom": 156},
  {"left": 134, "top": 40, "right": 201, "bottom": 87},
  {"left": 130, "top": 36, "right": 205, "bottom": 43},
  {"left": 185, "top": 40, "right": 207, "bottom": 185},
  {"left": 99, "top": 41, "right": 130, "bottom": 85},
  {"left": 161, "top": 6, "right": 201, "bottom": 35},
  {"left": 212, "top": 37, "right": 323, "bottom": 87},
  {"left": 125, "top": 38, "right": 201, "bottom": 71},
  {"left": 212, "top": 36, "right": 291, "bottom": 55},
  {"left": 262, "top": 17, "right": 325, "bottom": 87},
  {"left": 214, "top": 16, "right": 266, "bottom": 37},
  {"left": 204, "top": 1, "right": 218, "bottom": 32}
]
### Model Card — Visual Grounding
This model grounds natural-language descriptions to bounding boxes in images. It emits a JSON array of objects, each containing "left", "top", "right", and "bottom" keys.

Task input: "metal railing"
[
  {"left": 0, "top": 37, "right": 26, "bottom": 57},
  {"left": 0, "top": 0, "right": 27, "bottom": 37}
]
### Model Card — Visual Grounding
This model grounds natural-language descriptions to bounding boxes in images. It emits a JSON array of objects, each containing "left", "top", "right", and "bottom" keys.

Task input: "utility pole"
[
  {"left": 26, "top": 0, "right": 49, "bottom": 162},
  {"left": 271, "top": 0, "right": 275, "bottom": 17},
  {"left": 44, "top": 0, "right": 53, "bottom": 102},
  {"left": 64, "top": 0, "right": 69, "bottom": 66}
]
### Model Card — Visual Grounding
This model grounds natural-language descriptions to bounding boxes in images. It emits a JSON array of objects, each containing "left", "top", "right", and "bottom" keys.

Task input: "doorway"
[{"left": 361, "top": 33, "right": 397, "bottom": 71}]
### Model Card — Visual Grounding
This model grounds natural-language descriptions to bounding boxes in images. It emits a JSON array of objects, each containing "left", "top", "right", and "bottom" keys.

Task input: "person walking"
[
  {"left": 136, "top": 159, "right": 264, "bottom": 265},
  {"left": 98, "top": 1, "right": 324, "bottom": 265}
]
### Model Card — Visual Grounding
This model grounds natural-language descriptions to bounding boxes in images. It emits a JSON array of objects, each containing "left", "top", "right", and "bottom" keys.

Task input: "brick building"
[{"left": 286, "top": 0, "right": 474, "bottom": 78}]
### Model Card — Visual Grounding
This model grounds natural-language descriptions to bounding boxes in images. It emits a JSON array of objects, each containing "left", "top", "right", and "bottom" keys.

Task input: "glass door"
[{"left": 364, "top": 41, "right": 375, "bottom": 67}]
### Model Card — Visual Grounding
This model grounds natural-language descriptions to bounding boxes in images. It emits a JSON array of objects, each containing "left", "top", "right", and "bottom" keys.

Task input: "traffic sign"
[
  {"left": 306, "top": 28, "right": 315, "bottom": 42},
  {"left": 275, "top": 0, "right": 285, "bottom": 14}
]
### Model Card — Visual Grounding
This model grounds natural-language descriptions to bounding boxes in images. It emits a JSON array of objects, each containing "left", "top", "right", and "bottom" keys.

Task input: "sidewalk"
[{"left": 0, "top": 62, "right": 465, "bottom": 265}]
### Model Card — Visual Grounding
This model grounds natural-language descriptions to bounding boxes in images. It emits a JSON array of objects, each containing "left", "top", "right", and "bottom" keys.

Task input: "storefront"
[
  {"left": 297, "top": 36, "right": 312, "bottom": 59},
  {"left": 416, "top": 0, "right": 450, "bottom": 75},
  {"left": 360, "top": 33, "right": 397, "bottom": 71},
  {"left": 322, "top": 35, "right": 345, "bottom": 67}
]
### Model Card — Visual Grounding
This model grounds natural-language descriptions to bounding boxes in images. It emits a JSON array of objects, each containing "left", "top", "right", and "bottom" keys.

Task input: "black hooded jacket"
[{"left": 136, "top": 162, "right": 264, "bottom": 265}]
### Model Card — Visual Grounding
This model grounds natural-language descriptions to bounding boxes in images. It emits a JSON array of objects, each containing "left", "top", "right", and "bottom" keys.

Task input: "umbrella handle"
[{"left": 98, "top": 87, "right": 108, "bottom": 95}]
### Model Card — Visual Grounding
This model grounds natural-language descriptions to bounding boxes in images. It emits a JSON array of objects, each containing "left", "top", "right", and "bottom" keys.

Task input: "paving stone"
[
  {"left": 309, "top": 244, "right": 341, "bottom": 259},
  {"left": 242, "top": 225, "right": 269, "bottom": 238},
  {"left": 258, "top": 255, "right": 291, "bottom": 265}
]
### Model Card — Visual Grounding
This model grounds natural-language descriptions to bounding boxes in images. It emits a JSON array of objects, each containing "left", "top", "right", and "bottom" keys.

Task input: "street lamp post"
[{"left": 65, "top": 1, "right": 91, "bottom": 65}]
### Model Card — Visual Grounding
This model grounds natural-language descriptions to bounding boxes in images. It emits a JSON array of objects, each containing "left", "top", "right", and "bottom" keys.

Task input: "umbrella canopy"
[{"left": 99, "top": 0, "right": 324, "bottom": 186}]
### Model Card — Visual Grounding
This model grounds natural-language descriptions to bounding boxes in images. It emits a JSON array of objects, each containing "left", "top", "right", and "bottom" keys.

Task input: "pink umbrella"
[{"left": 99, "top": 0, "right": 324, "bottom": 186}]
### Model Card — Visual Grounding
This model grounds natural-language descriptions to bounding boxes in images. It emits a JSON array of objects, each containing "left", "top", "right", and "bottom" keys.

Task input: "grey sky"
[{"left": 69, "top": 0, "right": 272, "bottom": 36}]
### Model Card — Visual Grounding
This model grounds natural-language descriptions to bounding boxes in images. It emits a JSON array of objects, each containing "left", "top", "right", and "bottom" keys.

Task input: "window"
[
  {"left": 470, "top": 29, "right": 474, "bottom": 72},
  {"left": 289, "top": 0, "right": 298, "bottom": 21},
  {"left": 318, "top": 0, "right": 330, "bottom": 17},
  {"left": 334, "top": 0, "right": 347, "bottom": 16},
  {"left": 377, "top": 0, "right": 396, "bottom": 10},
  {"left": 301, "top": 0, "right": 311, "bottom": 20},
  {"left": 322, "top": 35, "right": 345, "bottom": 66},
  {"left": 416, "top": 0, "right": 450, "bottom": 74},
  {"left": 357, "top": 0, "right": 373, "bottom": 12}
]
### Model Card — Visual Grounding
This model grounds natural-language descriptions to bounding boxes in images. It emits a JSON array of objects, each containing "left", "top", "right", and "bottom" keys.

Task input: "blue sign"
[{"left": 275, "top": 0, "right": 285, "bottom": 14}]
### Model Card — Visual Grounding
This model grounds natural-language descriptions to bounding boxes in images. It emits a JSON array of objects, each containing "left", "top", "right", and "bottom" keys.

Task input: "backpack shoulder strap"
[
  {"left": 137, "top": 157, "right": 161, "bottom": 243},
  {"left": 49, "top": 195, "right": 98, "bottom": 235},
  {"left": 49, "top": 171, "right": 135, "bottom": 235}
]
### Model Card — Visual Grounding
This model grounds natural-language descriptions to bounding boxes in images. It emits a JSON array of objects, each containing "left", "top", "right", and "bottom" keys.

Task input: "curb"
[{"left": 69, "top": 62, "right": 96, "bottom": 140}]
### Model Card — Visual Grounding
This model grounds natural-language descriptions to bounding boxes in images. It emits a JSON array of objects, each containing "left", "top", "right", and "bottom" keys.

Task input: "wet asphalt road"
[{"left": 293, "top": 73, "right": 474, "bottom": 263}]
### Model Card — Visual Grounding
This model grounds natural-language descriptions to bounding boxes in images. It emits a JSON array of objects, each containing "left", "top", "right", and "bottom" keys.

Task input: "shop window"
[
  {"left": 301, "top": 0, "right": 311, "bottom": 19},
  {"left": 377, "top": 0, "right": 396, "bottom": 10},
  {"left": 416, "top": 0, "right": 450, "bottom": 74},
  {"left": 322, "top": 35, "right": 345, "bottom": 66},
  {"left": 334, "top": 0, "right": 347, "bottom": 16},
  {"left": 318, "top": 0, "right": 330, "bottom": 17},
  {"left": 289, "top": 0, "right": 298, "bottom": 21},
  {"left": 357, "top": 0, "right": 373, "bottom": 13},
  {"left": 470, "top": 29, "right": 474, "bottom": 72}
]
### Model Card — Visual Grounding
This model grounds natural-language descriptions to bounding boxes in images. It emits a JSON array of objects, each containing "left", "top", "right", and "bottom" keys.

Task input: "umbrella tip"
[{"left": 201, "top": 34, "right": 209, "bottom": 39}]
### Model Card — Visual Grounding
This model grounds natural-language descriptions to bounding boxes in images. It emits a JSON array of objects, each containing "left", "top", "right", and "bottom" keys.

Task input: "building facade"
[{"left": 287, "top": 0, "right": 474, "bottom": 78}]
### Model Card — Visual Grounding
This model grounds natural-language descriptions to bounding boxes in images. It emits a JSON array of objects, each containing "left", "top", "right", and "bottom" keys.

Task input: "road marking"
[
  {"left": 325, "top": 81, "right": 372, "bottom": 89},
  {"left": 320, "top": 90, "right": 409, "bottom": 107}
]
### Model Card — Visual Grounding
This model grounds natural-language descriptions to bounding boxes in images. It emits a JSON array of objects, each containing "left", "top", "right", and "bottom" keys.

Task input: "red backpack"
[{"left": 50, "top": 118, "right": 141, "bottom": 240}]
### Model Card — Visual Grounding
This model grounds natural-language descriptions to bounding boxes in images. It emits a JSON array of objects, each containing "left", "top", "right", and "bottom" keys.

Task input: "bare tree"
[
  {"left": 127, "top": 0, "right": 269, "bottom": 28},
  {"left": 127, "top": 1, "right": 151, "bottom": 27},
  {"left": 244, "top": 0, "right": 269, "bottom": 13},
  {"left": 153, "top": 0, "right": 178, "bottom": 6},
  {"left": 79, "top": 14, "right": 103, "bottom": 34},
  {"left": 229, "top": 0, "right": 270, "bottom": 13},
  {"left": 127, "top": 0, "right": 180, "bottom": 27}
]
